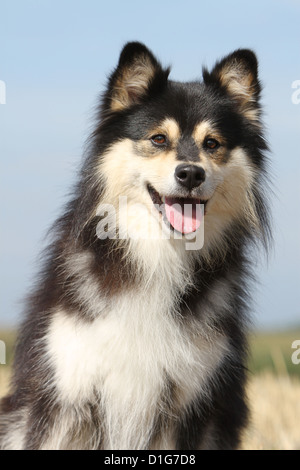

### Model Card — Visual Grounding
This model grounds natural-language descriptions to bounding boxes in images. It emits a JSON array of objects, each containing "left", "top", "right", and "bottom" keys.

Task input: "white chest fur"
[{"left": 46, "top": 282, "right": 228, "bottom": 449}]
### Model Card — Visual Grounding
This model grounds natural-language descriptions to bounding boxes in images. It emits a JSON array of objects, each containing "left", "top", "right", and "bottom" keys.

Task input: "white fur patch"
[{"left": 45, "top": 272, "right": 229, "bottom": 449}]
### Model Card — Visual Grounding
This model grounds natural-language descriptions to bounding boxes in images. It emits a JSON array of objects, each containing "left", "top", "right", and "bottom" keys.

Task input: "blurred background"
[{"left": 0, "top": 0, "right": 299, "bottom": 449}]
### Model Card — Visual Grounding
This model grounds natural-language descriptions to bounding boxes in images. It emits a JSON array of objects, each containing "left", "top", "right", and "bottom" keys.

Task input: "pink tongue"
[{"left": 164, "top": 197, "right": 203, "bottom": 234}]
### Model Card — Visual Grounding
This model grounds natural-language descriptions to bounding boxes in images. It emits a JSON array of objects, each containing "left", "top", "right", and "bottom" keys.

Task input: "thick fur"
[{"left": 0, "top": 42, "right": 270, "bottom": 450}]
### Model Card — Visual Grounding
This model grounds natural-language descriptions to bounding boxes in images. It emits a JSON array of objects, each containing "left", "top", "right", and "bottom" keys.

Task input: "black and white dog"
[{"left": 0, "top": 42, "right": 270, "bottom": 450}]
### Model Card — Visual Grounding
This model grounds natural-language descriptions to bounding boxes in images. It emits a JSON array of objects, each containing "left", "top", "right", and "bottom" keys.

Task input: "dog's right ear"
[
  {"left": 104, "top": 42, "right": 170, "bottom": 112},
  {"left": 203, "top": 49, "right": 261, "bottom": 123}
]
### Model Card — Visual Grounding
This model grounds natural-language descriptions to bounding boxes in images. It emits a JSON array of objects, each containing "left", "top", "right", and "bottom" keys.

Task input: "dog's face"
[{"left": 93, "top": 43, "right": 266, "bottom": 251}]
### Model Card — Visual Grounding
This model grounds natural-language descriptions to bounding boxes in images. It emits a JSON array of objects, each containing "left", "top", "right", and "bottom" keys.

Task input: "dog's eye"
[
  {"left": 151, "top": 135, "right": 167, "bottom": 146},
  {"left": 204, "top": 138, "right": 220, "bottom": 150}
]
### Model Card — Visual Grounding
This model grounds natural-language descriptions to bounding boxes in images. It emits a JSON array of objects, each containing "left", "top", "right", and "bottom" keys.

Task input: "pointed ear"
[
  {"left": 203, "top": 49, "right": 261, "bottom": 121},
  {"left": 105, "top": 42, "right": 170, "bottom": 112}
]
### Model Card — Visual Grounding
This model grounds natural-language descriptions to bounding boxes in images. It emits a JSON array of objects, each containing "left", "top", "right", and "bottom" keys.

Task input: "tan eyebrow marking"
[
  {"left": 148, "top": 117, "right": 181, "bottom": 142},
  {"left": 192, "top": 121, "right": 215, "bottom": 143}
]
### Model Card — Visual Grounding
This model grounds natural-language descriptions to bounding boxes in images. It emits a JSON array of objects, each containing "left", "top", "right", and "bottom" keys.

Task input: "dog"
[{"left": 0, "top": 42, "right": 270, "bottom": 450}]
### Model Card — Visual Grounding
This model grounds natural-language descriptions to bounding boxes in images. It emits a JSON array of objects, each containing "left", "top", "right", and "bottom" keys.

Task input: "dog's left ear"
[
  {"left": 203, "top": 49, "right": 261, "bottom": 119},
  {"left": 105, "top": 42, "right": 170, "bottom": 112}
]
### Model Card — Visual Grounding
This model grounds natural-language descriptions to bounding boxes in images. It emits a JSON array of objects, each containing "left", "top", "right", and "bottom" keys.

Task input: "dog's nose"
[{"left": 175, "top": 164, "right": 205, "bottom": 190}]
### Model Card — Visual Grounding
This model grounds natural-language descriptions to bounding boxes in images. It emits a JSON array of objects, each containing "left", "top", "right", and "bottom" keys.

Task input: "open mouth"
[{"left": 147, "top": 184, "right": 208, "bottom": 235}]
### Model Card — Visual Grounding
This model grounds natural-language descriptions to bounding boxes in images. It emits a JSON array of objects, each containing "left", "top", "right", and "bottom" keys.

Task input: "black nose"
[{"left": 175, "top": 164, "right": 205, "bottom": 190}]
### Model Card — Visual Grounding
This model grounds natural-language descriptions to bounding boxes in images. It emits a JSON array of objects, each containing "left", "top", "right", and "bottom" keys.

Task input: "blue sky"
[{"left": 0, "top": 0, "right": 299, "bottom": 329}]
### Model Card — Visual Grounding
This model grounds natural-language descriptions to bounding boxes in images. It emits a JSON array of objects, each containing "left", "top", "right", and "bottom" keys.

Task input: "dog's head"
[{"left": 84, "top": 42, "right": 269, "bottom": 254}]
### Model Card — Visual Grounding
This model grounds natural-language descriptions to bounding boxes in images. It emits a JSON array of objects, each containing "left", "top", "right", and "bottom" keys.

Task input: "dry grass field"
[
  {"left": 1, "top": 329, "right": 300, "bottom": 450},
  {"left": 241, "top": 373, "right": 300, "bottom": 450}
]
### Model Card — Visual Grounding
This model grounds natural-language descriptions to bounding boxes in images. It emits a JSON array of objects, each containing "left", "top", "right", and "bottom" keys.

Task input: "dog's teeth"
[{"left": 162, "top": 196, "right": 165, "bottom": 204}]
